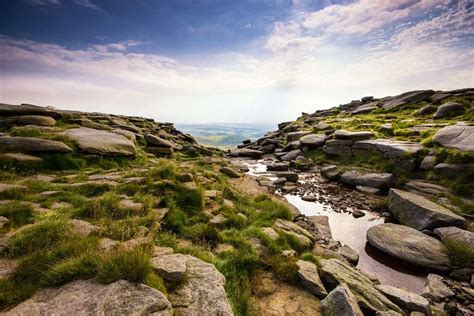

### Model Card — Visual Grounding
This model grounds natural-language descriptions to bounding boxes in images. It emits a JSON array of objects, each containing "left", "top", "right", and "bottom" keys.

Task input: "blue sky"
[{"left": 0, "top": 0, "right": 473, "bottom": 124}]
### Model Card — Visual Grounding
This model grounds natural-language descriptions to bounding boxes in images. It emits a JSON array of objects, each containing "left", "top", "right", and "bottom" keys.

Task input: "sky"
[{"left": 0, "top": 0, "right": 473, "bottom": 125}]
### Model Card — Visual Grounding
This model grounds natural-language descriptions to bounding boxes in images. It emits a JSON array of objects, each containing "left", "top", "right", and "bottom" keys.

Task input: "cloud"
[
  {"left": 24, "top": 0, "right": 101, "bottom": 10},
  {"left": 1, "top": 0, "right": 473, "bottom": 123}
]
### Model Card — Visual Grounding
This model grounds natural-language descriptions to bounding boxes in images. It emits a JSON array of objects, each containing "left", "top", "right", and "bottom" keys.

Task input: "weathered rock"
[
  {"left": 65, "top": 127, "right": 136, "bottom": 156},
  {"left": 5, "top": 279, "right": 173, "bottom": 315},
  {"left": 220, "top": 166, "right": 241, "bottom": 178},
  {"left": 296, "top": 260, "right": 327, "bottom": 298},
  {"left": 0, "top": 103, "right": 61, "bottom": 118},
  {"left": 251, "top": 270, "right": 322, "bottom": 315},
  {"left": 281, "top": 149, "right": 301, "bottom": 161},
  {"left": 433, "top": 102, "right": 465, "bottom": 119},
  {"left": 321, "top": 283, "right": 364, "bottom": 316},
  {"left": 420, "top": 155, "right": 436, "bottom": 170},
  {"left": 111, "top": 128, "right": 136, "bottom": 142},
  {"left": 0, "top": 257, "right": 18, "bottom": 279},
  {"left": 404, "top": 180, "right": 448, "bottom": 197},
  {"left": 341, "top": 171, "right": 393, "bottom": 189},
  {"left": 319, "top": 258, "right": 402, "bottom": 313},
  {"left": 355, "top": 186, "right": 380, "bottom": 195},
  {"left": 287, "top": 131, "right": 311, "bottom": 142},
  {"left": 209, "top": 214, "right": 227, "bottom": 225},
  {"left": 261, "top": 227, "right": 279, "bottom": 241},
  {"left": 167, "top": 255, "right": 233, "bottom": 315},
  {"left": 418, "top": 104, "right": 437, "bottom": 115},
  {"left": 0, "top": 136, "right": 72, "bottom": 153},
  {"left": 266, "top": 162, "right": 290, "bottom": 171},
  {"left": 379, "top": 90, "right": 434, "bottom": 110},
  {"left": 432, "top": 124, "right": 474, "bottom": 152},
  {"left": 378, "top": 123, "right": 393, "bottom": 135},
  {"left": 145, "top": 134, "right": 174, "bottom": 148},
  {"left": 308, "top": 215, "right": 332, "bottom": 238},
  {"left": 321, "top": 165, "right": 340, "bottom": 180},
  {"left": 70, "top": 219, "right": 98, "bottom": 236},
  {"left": 353, "top": 139, "right": 424, "bottom": 158},
  {"left": 367, "top": 223, "right": 451, "bottom": 271},
  {"left": 302, "top": 195, "right": 317, "bottom": 202},
  {"left": 352, "top": 102, "right": 378, "bottom": 115},
  {"left": 376, "top": 285, "right": 430, "bottom": 314},
  {"left": 434, "top": 226, "right": 474, "bottom": 248},
  {"left": 323, "top": 140, "right": 353, "bottom": 156},
  {"left": 315, "top": 121, "right": 331, "bottom": 130},
  {"left": 277, "top": 171, "right": 298, "bottom": 182},
  {"left": 300, "top": 134, "right": 327, "bottom": 148},
  {"left": 229, "top": 148, "right": 263, "bottom": 158},
  {"left": 388, "top": 189, "right": 467, "bottom": 230},
  {"left": 151, "top": 253, "right": 187, "bottom": 281},
  {"left": 421, "top": 274, "right": 455, "bottom": 302},
  {"left": 0, "top": 115, "right": 57, "bottom": 127},
  {"left": 433, "top": 163, "right": 465, "bottom": 179},
  {"left": 337, "top": 245, "right": 359, "bottom": 265},
  {"left": 0, "top": 153, "right": 43, "bottom": 163},
  {"left": 273, "top": 218, "right": 314, "bottom": 247},
  {"left": 334, "top": 130, "right": 374, "bottom": 141}
]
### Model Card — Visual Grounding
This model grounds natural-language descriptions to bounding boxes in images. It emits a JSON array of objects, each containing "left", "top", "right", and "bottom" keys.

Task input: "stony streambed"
[{"left": 244, "top": 160, "right": 428, "bottom": 293}]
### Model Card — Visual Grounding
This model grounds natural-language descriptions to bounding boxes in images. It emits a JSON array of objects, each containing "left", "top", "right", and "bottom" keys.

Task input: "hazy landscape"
[
  {"left": 176, "top": 123, "right": 274, "bottom": 149},
  {"left": 0, "top": 1, "right": 473, "bottom": 315}
]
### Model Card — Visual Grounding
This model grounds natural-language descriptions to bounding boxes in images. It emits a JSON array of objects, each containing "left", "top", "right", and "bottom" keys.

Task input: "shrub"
[{"left": 96, "top": 246, "right": 152, "bottom": 284}]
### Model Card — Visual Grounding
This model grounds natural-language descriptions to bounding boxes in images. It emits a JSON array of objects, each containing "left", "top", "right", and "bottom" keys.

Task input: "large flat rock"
[
  {"left": 64, "top": 127, "right": 136, "bottom": 156},
  {"left": 321, "top": 283, "right": 363, "bottom": 316},
  {"left": 432, "top": 124, "right": 474, "bottom": 152},
  {"left": 434, "top": 226, "right": 474, "bottom": 248},
  {"left": 340, "top": 170, "right": 393, "bottom": 189},
  {"left": 379, "top": 90, "right": 434, "bottom": 110},
  {"left": 0, "top": 103, "right": 61, "bottom": 118},
  {"left": 0, "top": 136, "right": 72, "bottom": 153},
  {"left": 5, "top": 279, "right": 173, "bottom": 315},
  {"left": 388, "top": 188, "right": 467, "bottom": 231},
  {"left": 353, "top": 139, "right": 424, "bottom": 158},
  {"left": 367, "top": 223, "right": 451, "bottom": 271},
  {"left": 300, "top": 134, "right": 327, "bottom": 148},
  {"left": 229, "top": 148, "right": 263, "bottom": 158}
]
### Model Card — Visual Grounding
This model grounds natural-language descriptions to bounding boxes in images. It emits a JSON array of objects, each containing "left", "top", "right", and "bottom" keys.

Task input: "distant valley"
[{"left": 176, "top": 123, "right": 275, "bottom": 149}]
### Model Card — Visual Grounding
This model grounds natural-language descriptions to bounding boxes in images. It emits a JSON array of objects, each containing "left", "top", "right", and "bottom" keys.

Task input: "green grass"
[
  {"left": 0, "top": 202, "right": 35, "bottom": 231},
  {"left": 6, "top": 219, "right": 73, "bottom": 257},
  {"left": 96, "top": 246, "right": 152, "bottom": 284},
  {"left": 444, "top": 239, "right": 474, "bottom": 269}
]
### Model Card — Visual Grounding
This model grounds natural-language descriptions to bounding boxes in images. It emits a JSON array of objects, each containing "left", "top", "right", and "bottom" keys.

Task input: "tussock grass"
[
  {"left": 444, "top": 239, "right": 474, "bottom": 268},
  {"left": 0, "top": 202, "right": 35, "bottom": 230}
]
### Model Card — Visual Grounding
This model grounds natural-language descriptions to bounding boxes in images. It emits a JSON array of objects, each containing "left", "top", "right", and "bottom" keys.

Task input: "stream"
[{"left": 243, "top": 160, "right": 428, "bottom": 293}]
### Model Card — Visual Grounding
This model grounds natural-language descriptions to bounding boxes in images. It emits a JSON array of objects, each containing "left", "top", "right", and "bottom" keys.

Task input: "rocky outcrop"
[
  {"left": 352, "top": 139, "right": 424, "bottom": 158},
  {"left": 0, "top": 115, "right": 56, "bottom": 126},
  {"left": 0, "top": 103, "right": 61, "bottom": 118},
  {"left": 334, "top": 130, "right": 373, "bottom": 141},
  {"left": 376, "top": 285, "right": 431, "bottom": 314},
  {"left": 367, "top": 223, "right": 451, "bottom": 271},
  {"left": 300, "top": 134, "right": 327, "bottom": 148},
  {"left": 388, "top": 189, "right": 467, "bottom": 230},
  {"left": 432, "top": 124, "right": 474, "bottom": 152},
  {"left": 379, "top": 90, "right": 434, "bottom": 110},
  {"left": 273, "top": 218, "right": 314, "bottom": 247},
  {"left": 220, "top": 166, "right": 242, "bottom": 178},
  {"left": 421, "top": 274, "right": 455, "bottom": 302},
  {"left": 0, "top": 136, "right": 72, "bottom": 153},
  {"left": 319, "top": 258, "right": 403, "bottom": 313},
  {"left": 5, "top": 279, "right": 173, "bottom": 315},
  {"left": 434, "top": 226, "right": 474, "bottom": 248},
  {"left": 340, "top": 171, "right": 393, "bottom": 189},
  {"left": 433, "top": 102, "right": 465, "bottom": 119},
  {"left": 321, "top": 283, "right": 363, "bottom": 316},
  {"left": 296, "top": 260, "right": 327, "bottom": 298},
  {"left": 151, "top": 253, "right": 233, "bottom": 315},
  {"left": 64, "top": 127, "right": 136, "bottom": 156},
  {"left": 229, "top": 148, "right": 263, "bottom": 158}
]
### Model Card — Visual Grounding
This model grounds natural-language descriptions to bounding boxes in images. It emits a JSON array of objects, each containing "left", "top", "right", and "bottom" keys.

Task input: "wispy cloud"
[
  {"left": 24, "top": 0, "right": 101, "bottom": 10},
  {"left": 1, "top": 0, "right": 473, "bottom": 123}
]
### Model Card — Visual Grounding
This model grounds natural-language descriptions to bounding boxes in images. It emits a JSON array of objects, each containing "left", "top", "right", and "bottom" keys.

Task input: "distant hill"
[{"left": 176, "top": 123, "right": 274, "bottom": 149}]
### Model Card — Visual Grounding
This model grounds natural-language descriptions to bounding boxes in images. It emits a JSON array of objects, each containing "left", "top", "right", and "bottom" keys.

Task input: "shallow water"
[
  {"left": 286, "top": 195, "right": 427, "bottom": 293},
  {"left": 244, "top": 160, "right": 427, "bottom": 293}
]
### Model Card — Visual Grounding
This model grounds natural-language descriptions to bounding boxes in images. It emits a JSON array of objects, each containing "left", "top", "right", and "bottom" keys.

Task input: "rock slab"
[
  {"left": 5, "top": 279, "right": 173, "bottom": 315},
  {"left": 367, "top": 223, "right": 451, "bottom": 271},
  {"left": 321, "top": 283, "right": 363, "bottom": 316},
  {"left": 65, "top": 127, "right": 136, "bottom": 156},
  {"left": 388, "top": 188, "right": 467, "bottom": 231}
]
